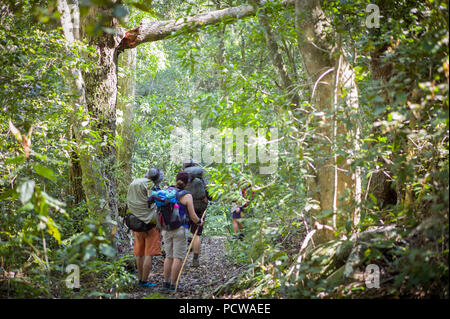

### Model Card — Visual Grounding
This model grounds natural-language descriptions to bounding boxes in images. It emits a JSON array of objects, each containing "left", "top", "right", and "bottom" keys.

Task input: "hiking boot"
[
  {"left": 162, "top": 282, "right": 171, "bottom": 291},
  {"left": 169, "top": 284, "right": 183, "bottom": 293},
  {"left": 192, "top": 258, "right": 200, "bottom": 267},
  {"left": 138, "top": 281, "right": 156, "bottom": 288}
]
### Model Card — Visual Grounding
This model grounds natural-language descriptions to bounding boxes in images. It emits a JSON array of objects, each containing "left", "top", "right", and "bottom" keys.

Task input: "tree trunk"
[
  {"left": 68, "top": 127, "right": 84, "bottom": 205},
  {"left": 58, "top": 0, "right": 125, "bottom": 241},
  {"left": 116, "top": 47, "right": 137, "bottom": 213},
  {"left": 58, "top": 0, "right": 104, "bottom": 213},
  {"left": 78, "top": 6, "right": 126, "bottom": 236},
  {"left": 294, "top": 0, "right": 361, "bottom": 242}
]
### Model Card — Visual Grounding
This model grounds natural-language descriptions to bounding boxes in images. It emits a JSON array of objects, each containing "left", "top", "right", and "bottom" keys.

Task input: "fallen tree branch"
[{"left": 119, "top": 0, "right": 296, "bottom": 50}]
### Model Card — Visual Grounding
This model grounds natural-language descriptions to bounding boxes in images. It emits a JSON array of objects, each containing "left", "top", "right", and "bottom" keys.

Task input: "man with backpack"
[
  {"left": 126, "top": 167, "right": 164, "bottom": 288},
  {"left": 182, "top": 160, "right": 211, "bottom": 267}
]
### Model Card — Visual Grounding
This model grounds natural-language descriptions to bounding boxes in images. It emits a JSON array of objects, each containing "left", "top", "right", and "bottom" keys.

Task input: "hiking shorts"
[
  {"left": 189, "top": 210, "right": 205, "bottom": 236},
  {"left": 161, "top": 227, "right": 186, "bottom": 260},
  {"left": 232, "top": 208, "right": 242, "bottom": 219},
  {"left": 133, "top": 227, "right": 161, "bottom": 257}
]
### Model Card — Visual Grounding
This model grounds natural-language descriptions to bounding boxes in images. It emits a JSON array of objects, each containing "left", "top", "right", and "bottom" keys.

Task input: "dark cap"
[{"left": 145, "top": 168, "right": 164, "bottom": 184}]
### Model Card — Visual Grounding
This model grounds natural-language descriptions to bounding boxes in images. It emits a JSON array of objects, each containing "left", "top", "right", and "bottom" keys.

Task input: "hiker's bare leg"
[
  {"left": 170, "top": 258, "right": 182, "bottom": 284},
  {"left": 142, "top": 256, "right": 152, "bottom": 281},
  {"left": 232, "top": 219, "right": 243, "bottom": 233},
  {"left": 163, "top": 258, "right": 173, "bottom": 283},
  {"left": 238, "top": 220, "right": 243, "bottom": 232},
  {"left": 136, "top": 256, "right": 144, "bottom": 281},
  {"left": 232, "top": 219, "right": 243, "bottom": 235},
  {"left": 193, "top": 235, "right": 201, "bottom": 255}
]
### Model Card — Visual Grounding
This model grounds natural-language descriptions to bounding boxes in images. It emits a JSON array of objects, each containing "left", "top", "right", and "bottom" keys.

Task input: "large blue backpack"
[{"left": 148, "top": 187, "right": 190, "bottom": 231}]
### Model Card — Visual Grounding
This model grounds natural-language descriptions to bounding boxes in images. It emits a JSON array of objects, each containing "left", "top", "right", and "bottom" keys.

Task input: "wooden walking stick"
[{"left": 174, "top": 208, "right": 207, "bottom": 293}]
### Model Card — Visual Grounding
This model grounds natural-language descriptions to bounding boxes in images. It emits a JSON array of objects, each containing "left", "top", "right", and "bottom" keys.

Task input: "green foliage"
[
  {"left": 1, "top": 0, "right": 448, "bottom": 299},
  {"left": 203, "top": 201, "right": 233, "bottom": 237},
  {"left": 0, "top": 2, "right": 122, "bottom": 298}
]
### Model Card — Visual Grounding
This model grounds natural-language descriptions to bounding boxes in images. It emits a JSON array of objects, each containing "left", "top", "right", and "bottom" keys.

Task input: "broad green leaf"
[
  {"left": 33, "top": 163, "right": 57, "bottom": 181},
  {"left": 18, "top": 180, "right": 35, "bottom": 204},
  {"left": 39, "top": 198, "right": 49, "bottom": 216},
  {"left": 46, "top": 216, "right": 61, "bottom": 244},
  {"left": 83, "top": 244, "right": 97, "bottom": 261},
  {"left": 99, "top": 243, "right": 116, "bottom": 257},
  {"left": 369, "top": 193, "right": 378, "bottom": 204},
  {"left": 41, "top": 191, "right": 66, "bottom": 211},
  {"left": 8, "top": 119, "right": 22, "bottom": 142}
]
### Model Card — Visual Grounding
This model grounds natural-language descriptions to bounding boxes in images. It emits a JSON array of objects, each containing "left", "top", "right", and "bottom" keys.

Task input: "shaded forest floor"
[{"left": 127, "top": 236, "right": 243, "bottom": 299}]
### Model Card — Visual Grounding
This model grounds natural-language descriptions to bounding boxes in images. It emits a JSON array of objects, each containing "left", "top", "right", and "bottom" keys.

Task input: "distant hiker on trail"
[
  {"left": 231, "top": 182, "right": 253, "bottom": 240},
  {"left": 150, "top": 170, "right": 203, "bottom": 293},
  {"left": 182, "top": 160, "right": 211, "bottom": 267},
  {"left": 126, "top": 168, "right": 164, "bottom": 288}
]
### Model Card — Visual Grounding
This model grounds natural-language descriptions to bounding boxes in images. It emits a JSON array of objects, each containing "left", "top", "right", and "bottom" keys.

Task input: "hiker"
[
  {"left": 183, "top": 160, "right": 211, "bottom": 267},
  {"left": 126, "top": 168, "right": 164, "bottom": 288},
  {"left": 159, "top": 170, "right": 204, "bottom": 292},
  {"left": 231, "top": 182, "right": 253, "bottom": 239}
]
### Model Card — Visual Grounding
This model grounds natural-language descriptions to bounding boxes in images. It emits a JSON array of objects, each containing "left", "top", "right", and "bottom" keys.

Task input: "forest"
[{"left": 0, "top": 0, "right": 448, "bottom": 300}]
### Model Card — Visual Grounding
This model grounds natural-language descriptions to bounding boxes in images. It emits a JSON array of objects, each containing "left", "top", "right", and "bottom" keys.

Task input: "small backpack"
[
  {"left": 148, "top": 187, "right": 190, "bottom": 231},
  {"left": 124, "top": 212, "right": 156, "bottom": 233}
]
